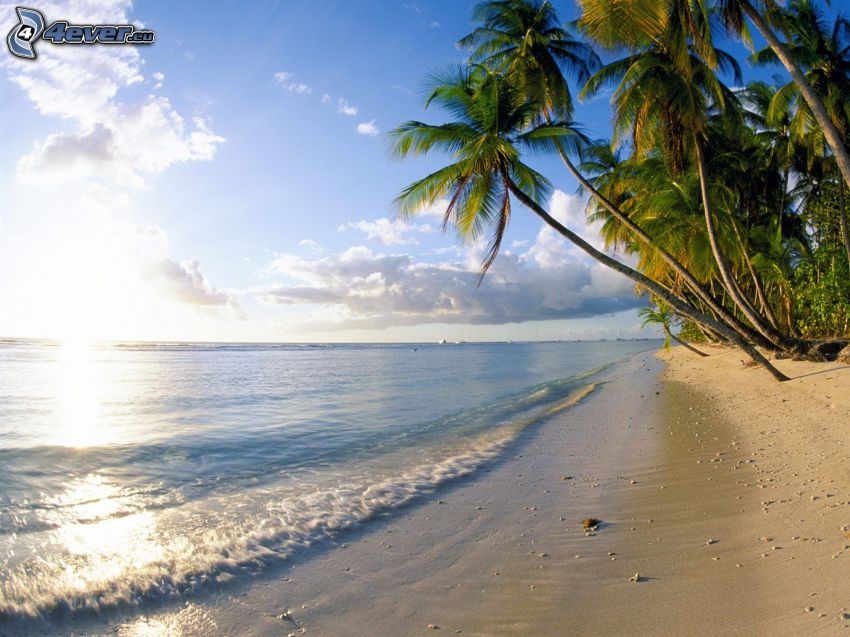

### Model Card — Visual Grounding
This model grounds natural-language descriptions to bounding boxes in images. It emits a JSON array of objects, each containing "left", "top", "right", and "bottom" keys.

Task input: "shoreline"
[{"left": 22, "top": 346, "right": 850, "bottom": 636}]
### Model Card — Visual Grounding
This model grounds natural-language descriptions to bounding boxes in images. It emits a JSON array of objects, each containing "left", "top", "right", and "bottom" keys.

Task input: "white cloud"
[
  {"left": 255, "top": 191, "right": 639, "bottom": 329},
  {"left": 0, "top": 1, "right": 238, "bottom": 333},
  {"left": 299, "top": 239, "right": 323, "bottom": 251},
  {"left": 524, "top": 190, "right": 608, "bottom": 268},
  {"left": 17, "top": 100, "right": 224, "bottom": 187},
  {"left": 338, "top": 217, "right": 434, "bottom": 245},
  {"left": 3, "top": 1, "right": 224, "bottom": 189},
  {"left": 356, "top": 119, "right": 380, "bottom": 136},
  {"left": 150, "top": 258, "right": 241, "bottom": 314},
  {"left": 321, "top": 93, "right": 331, "bottom": 104},
  {"left": 100, "top": 223, "right": 243, "bottom": 316},
  {"left": 273, "top": 70, "right": 312, "bottom": 94},
  {"left": 337, "top": 98, "right": 358, "bottom": 116},
  {"left": 255, "top": 244, "right": 637, "bottom": 329}
]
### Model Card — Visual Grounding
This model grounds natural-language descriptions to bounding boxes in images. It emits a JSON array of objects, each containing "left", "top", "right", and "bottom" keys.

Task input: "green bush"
[
  {"left": 677, "top": 320, "right": 712, "bottom": 343},
  {"left": 793, "top": 248, "right": 850, "bottom": 338}
]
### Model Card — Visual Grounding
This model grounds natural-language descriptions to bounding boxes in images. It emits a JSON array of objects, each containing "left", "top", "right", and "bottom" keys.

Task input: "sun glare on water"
[{"left": 53, "top": 338, "right": 125, "bottom": 448}]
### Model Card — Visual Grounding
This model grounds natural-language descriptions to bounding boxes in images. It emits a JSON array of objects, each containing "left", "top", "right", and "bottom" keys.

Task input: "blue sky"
[{"left": 0, "top": 0, "right": 830, "bottom": 343}]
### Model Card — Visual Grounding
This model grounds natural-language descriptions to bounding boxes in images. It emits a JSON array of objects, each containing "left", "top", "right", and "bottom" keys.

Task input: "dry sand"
[{"left": 73, "top": 346, "right": 850, "bottom": 636}]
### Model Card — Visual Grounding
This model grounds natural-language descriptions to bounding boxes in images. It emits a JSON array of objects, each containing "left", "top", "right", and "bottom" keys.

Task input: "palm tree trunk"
[
  {"left": 779, "top": 166, "right": 789, "bottom": 235},
  {"left": 730, "top": 220, "right": 780, "bottom": 330},
  {"left": 742, "top": 1, "right": 850, "bottom": 194},
  {"left": 694, "top": 321, "right": 722, "bottom": 343},
  {"left": 508, "top": 181, "right": 790, "bottom": 381},
  {"left": 693, "top": 136, "right": 802, "bottom": 355},
  {"left": 838, "top": 178, "right": 850, "bottom": 269},
  {"left": 552, "top": 142, "right": 775, "bottom": 349},
  {"left": 665, "top": 327, "right": 709, "bottom": 357}
]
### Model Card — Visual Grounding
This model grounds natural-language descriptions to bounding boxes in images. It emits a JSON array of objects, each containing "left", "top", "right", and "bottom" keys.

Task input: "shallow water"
[{"left": 0, "top": 339, "right": 653, "bottom": 621}]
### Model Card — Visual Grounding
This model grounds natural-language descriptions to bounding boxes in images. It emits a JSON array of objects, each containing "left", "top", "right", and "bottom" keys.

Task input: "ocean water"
[{"left": 0, "top": 339, "right": 653, "bottom": 622}]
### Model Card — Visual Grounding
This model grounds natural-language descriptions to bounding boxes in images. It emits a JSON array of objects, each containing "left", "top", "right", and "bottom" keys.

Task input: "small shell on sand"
[
  {"left": 428, "top": 624, "right": 440, "bottom": 629},
  {"left": 706, "top": 539, "right": 717, "bottom": 545},
  {"left": 629, "top": 573, "right": 642, "bottom": 583}
]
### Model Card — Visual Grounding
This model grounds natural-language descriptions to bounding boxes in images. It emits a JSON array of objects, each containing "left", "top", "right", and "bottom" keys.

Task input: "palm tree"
[
  {"left": 579, "top": 26, "right": 804, "bottom": 353},
  {"left": 715, "top": 0, "right": 850, "bottom": 197},
  {"left": 391, "top": 66, "right": 790, "bottom": 380},
  {"left": 458, "top": 0, "right": 600, "bottom": 120},
  {"left": 639, "top": 301, "right": 709, "bottom": 356},
  {"left": 753, "top": 0, "right": 850, "bottom": 267},
  {"left": 738, "top": 81, "right": 797, "bottom": 230},
  {"left": 579, "top": 0, "right": 850, "bottom": 196},
  {"left": 461, "top": 0, "right": 775, "bottom": 351}
]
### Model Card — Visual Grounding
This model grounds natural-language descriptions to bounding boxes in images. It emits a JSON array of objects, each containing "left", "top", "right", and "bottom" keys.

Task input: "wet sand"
[{"left": 52, "top": 346, "right": 850, "bottom": 636}]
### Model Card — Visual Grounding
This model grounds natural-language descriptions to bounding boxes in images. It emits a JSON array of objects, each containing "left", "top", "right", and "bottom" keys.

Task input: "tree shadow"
[{"left": 789, "top": 363, "right": 850, "bottom": 380}]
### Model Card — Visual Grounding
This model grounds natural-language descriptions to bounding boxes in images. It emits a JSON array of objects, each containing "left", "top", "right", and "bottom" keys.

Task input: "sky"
[{"left": 0, "top": 0, "right": 825, "bottom": 343}]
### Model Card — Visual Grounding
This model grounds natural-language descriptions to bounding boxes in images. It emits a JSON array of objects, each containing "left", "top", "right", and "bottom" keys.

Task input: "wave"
[{"left": 0, "top": 382, "right": 598, "bottom": 623}]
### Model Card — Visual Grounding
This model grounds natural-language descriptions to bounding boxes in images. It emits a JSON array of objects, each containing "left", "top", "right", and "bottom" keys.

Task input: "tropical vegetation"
[{"left": 392, "top": 0, "right": 850, "bottom": 381}]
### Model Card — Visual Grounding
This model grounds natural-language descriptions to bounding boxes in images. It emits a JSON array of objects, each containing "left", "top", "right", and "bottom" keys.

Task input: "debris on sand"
[
  {"left": 629, "top": 573, "right": 643, "bottom": 583},
  {"left": 581, "top": 518, "right": 601, "bottom": 530}
]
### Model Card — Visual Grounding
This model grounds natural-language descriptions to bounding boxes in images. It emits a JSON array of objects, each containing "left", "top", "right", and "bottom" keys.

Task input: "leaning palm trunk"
[
  {"left": 507, "top": 182, "right": 790, "bottom": 381},
  {"left": 666, "top": 327, "right": 709, "bottom": 357},
  {"left": 694, "top": 320, "right": 723, "bottom": 344},
  {"left": 839, "top": 180, "right": 850, "bottom": 270},
  {"left": 742, "top": 1, "right": 850, "bottom": 195},
  {"left": 730, "top": 221, "right": 781, "bottom": 330},
  {"left": 681, "top": 277, "right": 772, "bottom": 348},
  {"left": 693, "top": 137, "right": 804, "bottom": 355},
  {"left": 552, "top": 141, "right": 777, "bottom": 350}
]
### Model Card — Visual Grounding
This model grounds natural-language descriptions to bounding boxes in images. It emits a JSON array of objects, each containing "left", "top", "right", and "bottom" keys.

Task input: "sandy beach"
[{"left": 29, "top": 345, "right": 850, "bottom": 637}]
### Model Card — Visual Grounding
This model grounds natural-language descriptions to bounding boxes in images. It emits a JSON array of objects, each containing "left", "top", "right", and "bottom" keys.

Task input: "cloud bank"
[
  {"left": 4, "top": 0, "right": 224, "bottom": 189},
  {"left": 256, "top": 192, "right": 641, "bottom": 330},
  {"left": 1, "top": 0, "right": 237, "bottom": 321}
]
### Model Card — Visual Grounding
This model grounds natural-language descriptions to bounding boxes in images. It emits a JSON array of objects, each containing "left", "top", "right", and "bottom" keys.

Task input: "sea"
[{"left": 0, "top": 338, "right": 654, "bottom": 623}]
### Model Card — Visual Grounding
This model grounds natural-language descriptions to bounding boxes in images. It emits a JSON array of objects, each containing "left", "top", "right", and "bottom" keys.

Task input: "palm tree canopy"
[
  {"left": 581, "top": 41, "right": 741, "bottom": 172},
  {"left": 753, "top": 0, "right": 850, "bottom": 143},
  {"left": 639, "top": 301, "right": 674, "bottom": 348},
  {"left": 459, "top": 0, "right": 600, "bottom": 120},
  {"left": 391, "top": 66, "right": 588, "bottom": 276}
]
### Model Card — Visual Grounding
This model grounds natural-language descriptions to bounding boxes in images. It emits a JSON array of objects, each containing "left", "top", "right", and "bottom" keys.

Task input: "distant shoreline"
[{"left": 0, "top": 337, "right": 663, "bottom": 347}]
